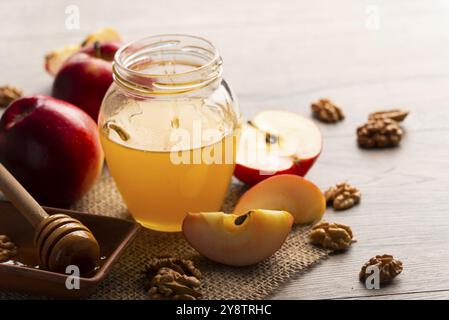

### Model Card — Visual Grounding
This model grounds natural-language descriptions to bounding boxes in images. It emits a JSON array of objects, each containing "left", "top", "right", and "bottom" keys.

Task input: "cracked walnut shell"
[
  {"left": 310, "top": 221, "right": 354, "bottom": 250},
  {"left": 145, "top": 257, "right": 202, "bottom": 300},
  {"left": 369, "top": 109, "right": 409, "bottom": 122},
  {"left": 311, "top": 99, "right": 345, "bottom": 123},
  {"left": 0, "top": 235, "right": 17, "bottom": 263},
  {"left": 359, "top": 254, "right": 403, "bottom": 283},
  {"left": 357, "top": 118, "right": 403, "bottom": 148},
  {"left": 325, "top": 182, "right": 361, "bottom": 210},
  {"left": 0, "top": 86, "right": 22, "bottom": 108}
]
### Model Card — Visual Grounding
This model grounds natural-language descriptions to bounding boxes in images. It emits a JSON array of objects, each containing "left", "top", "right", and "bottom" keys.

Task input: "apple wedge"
[
  {"left": 182, "top": 210, "right": 293, "bottom": 267},
  {"left": 45, "top": 44, "right": 82, "bottom": 77},
  {"left": 80, "top": 27, "right": 122, "bottom": 46},
  {"left": 45, "top": 27, "right": 122, "bottom": 76},
  {"left": 234, "top": 174, "right": 326, "bottom": 224},
  {"left": 234, "top": 110, "right": 322, "bottom": 186}
]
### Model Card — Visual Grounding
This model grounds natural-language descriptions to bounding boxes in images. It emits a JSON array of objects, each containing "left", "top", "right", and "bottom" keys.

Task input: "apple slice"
[
  {"left": 45, "top": 27, "right": 122, "bottom": 76},
  {"left": 45, "top": 44, "right": 81, "bottom": 77},
  {"left": 80, "top": 27, "right": 122, "bottom": 46},
  {"left": 234, "top": 174, "right": 326, "bottom": 224},
  {"left": 182, "top": 209, "right": 293, "bottom": 267},
  {"left": 234, "top": 110, "right": 322, "bottom": 186}
]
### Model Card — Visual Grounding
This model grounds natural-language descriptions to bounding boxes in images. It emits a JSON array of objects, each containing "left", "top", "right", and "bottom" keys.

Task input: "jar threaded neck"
[{"left": 113, "top": 34, "right": 223, "bottom": 95}]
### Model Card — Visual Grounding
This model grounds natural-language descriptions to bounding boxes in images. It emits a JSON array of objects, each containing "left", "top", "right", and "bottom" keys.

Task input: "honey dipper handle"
[{"left": 0, "top": 163, "right": 48, "bottom": 228}]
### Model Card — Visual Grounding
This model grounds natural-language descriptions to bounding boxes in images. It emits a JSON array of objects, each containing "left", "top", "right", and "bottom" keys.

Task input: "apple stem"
[{"left": 93, "top": 41, "right": 102, "bottom": 58}]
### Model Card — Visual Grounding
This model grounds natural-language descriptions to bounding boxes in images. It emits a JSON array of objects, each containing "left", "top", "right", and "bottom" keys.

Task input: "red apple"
[
  {"left": 0, "top": 95, "right": 104, "bottom": 207},
  {"left": 51, "top": 41, "right": 121, "bottom": 121},
  {"left": 234, "top": 110, "right": 322, "bottom": 186}
]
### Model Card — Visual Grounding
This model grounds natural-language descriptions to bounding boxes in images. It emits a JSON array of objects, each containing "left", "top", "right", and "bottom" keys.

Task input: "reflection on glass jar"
[{"left": 98, "top": 35, "right": 241, "bottom": 232}]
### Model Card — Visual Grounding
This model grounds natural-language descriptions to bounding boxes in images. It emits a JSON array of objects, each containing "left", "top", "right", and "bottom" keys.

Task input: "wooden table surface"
[{"left": 1, "top": 0, "right": 449, "bottom": 300}]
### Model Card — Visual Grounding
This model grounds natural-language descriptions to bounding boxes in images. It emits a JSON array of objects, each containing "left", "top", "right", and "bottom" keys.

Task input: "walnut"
[
  {"left": 311, "top": 99, "right": 344, "bottom": 123},
  {"left": 369, "top": 109, "right": 409, "bottom": 122},
  {"left": 359, "top": 254, "right": 403, "bottom": 284},
  {"left": 144, "top": 257, "right": 202, "bottom": 300},
  {"left": 357, "top": 118, "right": 403, "bottom": 148},
  {"left": 0, "top": 235, "right": 17, "bottom": 263},
  {"left": 325, "top": 182, "right": 361, "bottom": 211},
  {"left": 0, "top": 86, "right": 22, "bottom": 108},
  {"left": 310, "top": 221, "right": 354, "bottom": 250}
]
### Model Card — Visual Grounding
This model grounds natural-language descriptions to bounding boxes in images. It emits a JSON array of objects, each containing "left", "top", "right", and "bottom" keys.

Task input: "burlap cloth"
[{"left": 0, "top": 171, "right": 329, "bottom": 300}]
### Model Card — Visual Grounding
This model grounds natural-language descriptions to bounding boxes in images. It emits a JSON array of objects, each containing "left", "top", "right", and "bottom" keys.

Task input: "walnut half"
[
  {"left": 368, "top": 109, "right": 409, "bottom": 122},
  {"left": 0, "top": 86, "right": 22, "bottom": 108},
  {"left": 310, "top": 221, "right": 355, "bottom": 251},
  {"left": 311, "top": 98, "right": 345, "bottom": 123},
  {"left": 144, "top": 257, "right": 202, "bottom": 300},
  {"left": 0, "top": 235, "right": 17, "bottom": 263},
  {"left": 359, "top": 254, "right": 403, "bottom": 284},
  {"left": 324, "top": 182, "right": 361, "bottom": 211},
  {"left": 357, "top": 118, "right": 403, "bottom": 149}
]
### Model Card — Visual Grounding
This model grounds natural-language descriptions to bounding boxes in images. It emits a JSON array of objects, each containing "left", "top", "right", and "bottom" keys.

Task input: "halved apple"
[
  {"left": 234, "top": 174, "right": 326, "bottom": 224},
  {"left": 234, "top": 110, "right": 322, "bottom": 186},
  {"left": 182, "top": 209, "right": 293, "bottom": 267},
  {"left": 45, "top": 27, "right": 122, "bottom": 76}
]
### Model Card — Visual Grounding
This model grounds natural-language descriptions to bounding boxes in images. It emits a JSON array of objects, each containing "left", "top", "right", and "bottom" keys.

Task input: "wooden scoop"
[{"left": 0, "top": 163, "right": 100, "bottom": 274}]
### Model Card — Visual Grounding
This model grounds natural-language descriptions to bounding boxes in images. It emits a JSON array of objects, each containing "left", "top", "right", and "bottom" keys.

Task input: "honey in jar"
[{"left": 98, "top": 35, "right": 241, "bottom": 232}]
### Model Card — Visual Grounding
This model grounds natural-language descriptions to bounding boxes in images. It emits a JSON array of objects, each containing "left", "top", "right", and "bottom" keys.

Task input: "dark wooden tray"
[{"left": 0, "top": 200, "right": 140, "bottom": 298}]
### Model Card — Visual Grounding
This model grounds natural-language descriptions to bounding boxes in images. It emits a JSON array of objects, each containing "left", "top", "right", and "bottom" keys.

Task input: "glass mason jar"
[{"left": 98, "top": 35, "right": 241, "bottom": 232}]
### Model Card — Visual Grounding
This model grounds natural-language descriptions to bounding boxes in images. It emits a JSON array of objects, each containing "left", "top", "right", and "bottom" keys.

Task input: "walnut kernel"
[
  {"left": 311, "top": 99, "right": 344, "bottom": 123},
  {"left": 357, "top": 118, "right": 403, "bottom": 148},
  {"left": 0, "top": 86, "right": 22, "bottom": 108},
  {"left": 144, "top": 257, "right": 202, "bottom": 300},
  {"left": 368, "top": 109, "right": 409, "bottom": 122},
  {"left": 359, "top": 254, "right": 403, "bottom": 284},
  {"left": 325, "top": 182, "right": 361, "bottom": 211},
  {"left": 310, "top": 221, "right": 354, "bottom": 250}
]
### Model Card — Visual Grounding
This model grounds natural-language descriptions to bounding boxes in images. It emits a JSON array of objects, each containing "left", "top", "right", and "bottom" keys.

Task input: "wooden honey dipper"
[{"left": 0, "top": 163, "right": 100, "bottom": 274}]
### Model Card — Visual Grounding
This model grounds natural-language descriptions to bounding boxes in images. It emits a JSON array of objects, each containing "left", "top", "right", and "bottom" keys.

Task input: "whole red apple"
[
  {"left": 52, "top": 41, "right": 121, "bottom": 121},
  {"left": 0, "top": 95, "right": 104, "bottom": 207}
]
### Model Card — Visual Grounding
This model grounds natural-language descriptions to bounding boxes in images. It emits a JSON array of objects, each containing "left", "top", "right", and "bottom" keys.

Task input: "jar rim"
[{"left": 113, "top": 34, "right": 221, "bottom": 79}]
